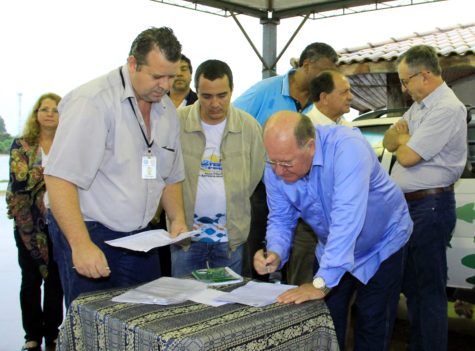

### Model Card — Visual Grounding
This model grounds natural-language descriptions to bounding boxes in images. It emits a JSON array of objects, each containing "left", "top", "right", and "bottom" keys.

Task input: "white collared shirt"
[{"left": 306, "top": 105, "right": 351, "bottom": 126}]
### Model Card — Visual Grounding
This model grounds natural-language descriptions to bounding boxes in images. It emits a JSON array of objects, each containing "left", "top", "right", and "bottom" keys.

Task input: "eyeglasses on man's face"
[
  {"left": 266, "top": 158, "right": 295, "bottom": 169},
  {"left": 266, "top": 140, "right": 313, "bottom": 170},
  {"left": 38, "top": 107, "right": 59, "bottom": 114},
  {"left": 399, "top": 71, "right": 422, "bottom": 88}
]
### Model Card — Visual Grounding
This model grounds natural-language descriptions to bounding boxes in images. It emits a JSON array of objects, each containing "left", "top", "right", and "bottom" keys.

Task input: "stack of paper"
[
  {"left": 215, "top": 281, "right": 297, "bottom": 307},
  {"left": 112, "top": 277, "right": 207, "bottom": 305}
]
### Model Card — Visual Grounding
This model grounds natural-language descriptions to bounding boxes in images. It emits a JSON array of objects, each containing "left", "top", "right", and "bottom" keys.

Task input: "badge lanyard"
[{"left": 119, "top": 67, "right": 157, "bottom": 179}]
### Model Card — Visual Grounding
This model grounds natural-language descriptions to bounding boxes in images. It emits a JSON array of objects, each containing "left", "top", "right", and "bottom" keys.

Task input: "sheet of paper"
[
  {"left": 216, "top": 281, "right": 297, "bottom": 307},
  {"left": 112, "top": 277, "right": 207, "bottom": 305},
  {"left": 105, "top": 229, "right": 200, "bottom": 252},
  {"left": 188, "top": 288, "right": 231, "bottom": 307}
]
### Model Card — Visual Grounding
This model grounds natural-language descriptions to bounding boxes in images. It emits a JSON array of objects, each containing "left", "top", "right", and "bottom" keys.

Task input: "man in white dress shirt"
[{"left": 307, "top": 69, "right": 353, "bottom": 126}]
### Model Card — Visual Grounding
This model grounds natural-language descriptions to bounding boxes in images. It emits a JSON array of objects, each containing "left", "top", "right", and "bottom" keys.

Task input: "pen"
[
  {"left": 262, "top": 240, "right": 270, "bottom": 274},
  {"left": 262, "top": 240, "right": 268, "bottom": 259}
]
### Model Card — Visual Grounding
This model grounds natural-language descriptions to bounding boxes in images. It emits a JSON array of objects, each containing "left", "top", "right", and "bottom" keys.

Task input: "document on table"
[
  {"left": 112, "top": 277, "right": 207, "bottom": 305},
  {"left": 188, "top": 288, "right": 230, "bottom": 307},
  {"left": 105, "top": 229, "right": 200, "bottom": 252},
  {"left": 216, "top": 281, "right": 297, "bottom": 307}
]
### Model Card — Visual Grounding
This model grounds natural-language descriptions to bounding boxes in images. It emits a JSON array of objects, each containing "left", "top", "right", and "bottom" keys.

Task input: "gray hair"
[{"left": 397, "top": 45, "right": 441, "bottom": 76}]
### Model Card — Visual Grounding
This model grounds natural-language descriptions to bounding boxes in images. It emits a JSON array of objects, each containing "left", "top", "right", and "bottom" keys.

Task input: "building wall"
[{"left": 452, "top": 75, "right": 475, "bottom": 108}]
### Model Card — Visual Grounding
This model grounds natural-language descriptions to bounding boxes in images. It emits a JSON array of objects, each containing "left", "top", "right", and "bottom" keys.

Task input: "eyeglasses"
[
  {"left": 266, "top": 159, "right": 295, "bottom": 169},
  {"left": 38, "top": 108, "right": 59, "bottom": 114},
  {"left": 266, "top": 140, "right": 312, "bottom": 170},
  {"left": 399, "top": 72, "right": 422, "bottom": 88}
]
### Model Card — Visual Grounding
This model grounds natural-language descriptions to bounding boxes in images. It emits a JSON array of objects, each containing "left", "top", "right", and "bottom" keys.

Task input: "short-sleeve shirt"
[
  {"left": 45, "top": 65, "right": 185, "bottom": 232},
  {"left": 233, "top": 69, "right": 313, "bottom": 126},
  {"left": 391, "top": 83, "right": 467, "bottom": 192}
]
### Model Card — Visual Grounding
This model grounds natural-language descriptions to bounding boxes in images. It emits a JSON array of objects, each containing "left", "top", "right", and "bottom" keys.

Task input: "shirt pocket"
[{"left": 158, "top": 146, "right": 176, "bottom": 180}]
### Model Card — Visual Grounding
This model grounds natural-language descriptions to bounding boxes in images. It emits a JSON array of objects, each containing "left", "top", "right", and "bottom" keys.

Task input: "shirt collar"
[
  {"left": 184, "top": 101, "right": 242, "bottom": 134},
  {"left": 119, "top": 64, "right": 135, "bottom": 103},
  {"left": 282, "top": 69, "right": 296, "bottom": 97},
  {"left": 419, "top": 81, "right": 448, "bottom": 109}
]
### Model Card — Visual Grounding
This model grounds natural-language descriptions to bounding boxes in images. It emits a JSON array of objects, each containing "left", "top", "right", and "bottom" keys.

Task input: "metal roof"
[
  {"left": 154, "top": 0, "right": 445, "bottom": 77},
  {"left": 152, "top": 0, "right": 445, "bottom": 20}
]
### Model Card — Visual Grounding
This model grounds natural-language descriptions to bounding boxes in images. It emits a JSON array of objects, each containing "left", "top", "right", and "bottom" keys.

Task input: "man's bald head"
[
  {"left": 264, "top": 111, "right": 315, "bottom": 148},
  {"left": 264, "top": 111, "right": 316, "bottom": 183}
]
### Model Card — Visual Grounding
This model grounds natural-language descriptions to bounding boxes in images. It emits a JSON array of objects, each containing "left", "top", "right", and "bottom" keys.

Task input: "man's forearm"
[
  {"left": 161, "top": 182, "right": 186, "bottom": 224},
  {"left": 383, "top": 127, "right": 401, "bottom": 152}
]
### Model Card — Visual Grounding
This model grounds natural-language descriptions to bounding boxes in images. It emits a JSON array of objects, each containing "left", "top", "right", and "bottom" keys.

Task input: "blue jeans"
[
  {"left": 170, "top": 242, "right": 243, "bottom": 277},
  {"left": 403, "top": 191, "right": 456, "bottom": 351},
  {"left": 325, "top": 246, "right": 406, "bottom": 351},
  {"left": 48, "top": 211, "right": 161, "bottom": 308}
]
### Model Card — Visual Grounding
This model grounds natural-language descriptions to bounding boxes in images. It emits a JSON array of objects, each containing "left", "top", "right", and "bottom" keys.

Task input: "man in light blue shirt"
[
  {"left": 234, "top": 42, "right": 338, "bottom": 284},
  {"left": 254, "top": 111, "right": 412, "bottom": 351}
]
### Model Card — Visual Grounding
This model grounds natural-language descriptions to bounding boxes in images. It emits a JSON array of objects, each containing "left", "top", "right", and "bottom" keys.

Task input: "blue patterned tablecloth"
[{"left": 58, "top": 281, "right": 339, "bottom": 351}]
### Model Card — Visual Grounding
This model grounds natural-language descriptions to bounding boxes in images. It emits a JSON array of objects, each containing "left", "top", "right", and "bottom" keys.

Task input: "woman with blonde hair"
[{"left": 6, "top": 93, "right": 63, "bottom": 351}]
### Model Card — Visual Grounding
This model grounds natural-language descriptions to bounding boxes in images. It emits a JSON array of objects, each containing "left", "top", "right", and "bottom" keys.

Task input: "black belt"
[{"left": 404, "top": 185, "right": 454, "bottom": 201}]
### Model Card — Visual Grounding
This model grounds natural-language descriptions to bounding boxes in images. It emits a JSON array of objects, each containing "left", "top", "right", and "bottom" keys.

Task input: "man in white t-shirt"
[{"left": 171, "top": 59, "right": 265, "bottom": 276}]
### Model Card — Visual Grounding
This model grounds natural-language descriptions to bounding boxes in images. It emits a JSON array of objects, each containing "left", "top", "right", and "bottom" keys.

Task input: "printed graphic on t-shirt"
[
  {"left": 199, "top": 149, "right": 222, "bottom": 178},
  {"left": 193, "top": 213, "right": 227, "bottom": 242},
  {"left": 193, "top": 123, "right": 227, "bottom": 242}
]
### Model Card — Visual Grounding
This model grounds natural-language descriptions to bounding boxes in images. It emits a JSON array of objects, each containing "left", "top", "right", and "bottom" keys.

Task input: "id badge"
[{"left": 142, "top": 155, "right": 157, "bottom": 179}]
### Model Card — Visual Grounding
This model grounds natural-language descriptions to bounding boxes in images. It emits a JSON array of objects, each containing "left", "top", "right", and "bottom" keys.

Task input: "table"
[{"left": 57, "top": 281, "right": 339, "bottom": 351}]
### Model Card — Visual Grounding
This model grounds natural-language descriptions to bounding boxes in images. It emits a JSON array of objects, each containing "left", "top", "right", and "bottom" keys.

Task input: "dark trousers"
[
  {"left": 150, "top": 210, "right": 172, "bottom": 277},
  {"left": 326, "top": 246, "right": 406, "bottom": 351},
  {"left": 48, "top": 212, "right": 161, "bottom": 308},
  {"left": 287, "top": 219, "right": 317, "bottom": 285},
  {"left": 246, "top": 181, "right": 317, "bottom": 284},
  {"left": 403, "top": 191, "right": 456, "bottom": 351},
  {"left": 245, "top": 181, "right": 270, "bottom": 281},
  {"left": 14, "top": 227, "right": 63, "bottom": 344}
]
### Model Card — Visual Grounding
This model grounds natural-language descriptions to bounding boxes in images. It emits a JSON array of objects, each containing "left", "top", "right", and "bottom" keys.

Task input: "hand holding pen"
[{"left": 253, "top": 240, "right": 280, "bottom": 275}]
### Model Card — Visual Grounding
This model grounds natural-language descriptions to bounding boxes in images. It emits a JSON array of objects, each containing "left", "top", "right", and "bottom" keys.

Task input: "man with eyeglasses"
[
  {"left": 279, "top": 69, "right": 355, "bottom": 285},
  {"left": 234, "top": 42, "right": 338, "bottom": 284},
  {"left": 44, "top": 27, "right": 188, "bottom": 308},
  {"left": 383, "top": 45, "right": 467, "bottom": 351},
  {"left": 254, "top": 111, "right": 412, "bottom": 351}
]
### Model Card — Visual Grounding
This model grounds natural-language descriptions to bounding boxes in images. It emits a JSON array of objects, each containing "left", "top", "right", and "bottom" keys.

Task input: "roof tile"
[{"left": 338, "top": 22, "right": 475, "bottom": 64}]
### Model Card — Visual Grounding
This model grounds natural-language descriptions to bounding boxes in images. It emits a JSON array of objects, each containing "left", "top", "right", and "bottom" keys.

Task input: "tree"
[
  {"left": 0, "top": 116, "right": 13, "bottom": 154},
  {"left": 0, "top": 115, "right": 6, "bottom": 133}
]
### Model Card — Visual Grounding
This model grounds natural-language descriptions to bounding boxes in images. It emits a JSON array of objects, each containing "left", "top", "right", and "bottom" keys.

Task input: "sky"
[{"left": 0, "top": 0, "right": 474, "bottom": 135}]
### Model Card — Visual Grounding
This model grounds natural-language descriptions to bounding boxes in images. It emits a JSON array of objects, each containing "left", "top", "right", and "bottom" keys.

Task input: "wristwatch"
[{"left": 313, "top": 276, "right": 331, "bottom": 295}]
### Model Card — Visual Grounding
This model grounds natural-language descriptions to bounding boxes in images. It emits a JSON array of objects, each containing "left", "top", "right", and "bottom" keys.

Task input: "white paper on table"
[
  {"left": 188, "top": 288, "right": 231, "bottom": 307},
  {"left": 112, "top": 277, "right": 207, "bottom": 305},
  {"left": 215, "top": 281, "right": 297, "bottom": 307},
  {"left": 105, "top": 229, "right": 200, "bottom": 252}
]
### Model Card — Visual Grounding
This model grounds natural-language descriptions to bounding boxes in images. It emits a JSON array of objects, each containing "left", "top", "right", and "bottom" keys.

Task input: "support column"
[{"left": 260, "top": 17, "right": 279, "bottom": 78}]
